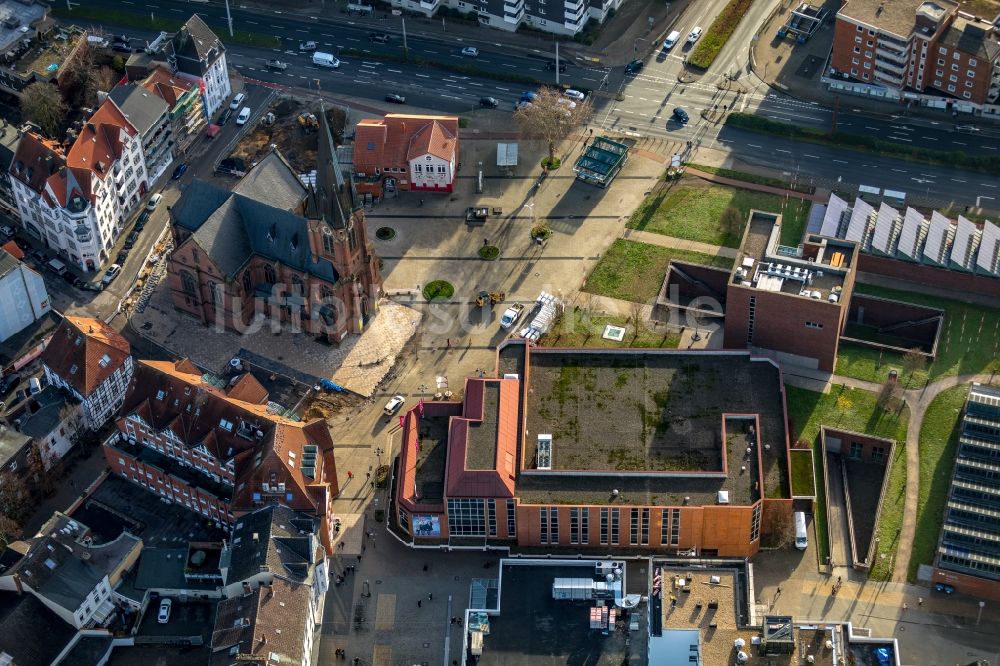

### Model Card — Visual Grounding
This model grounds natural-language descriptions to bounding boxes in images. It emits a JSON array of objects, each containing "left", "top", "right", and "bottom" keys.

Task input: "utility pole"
[
  {"left": 224, "top": 0, "right": 234, "bottom": 37},
  {"left": 402, "top": 17, "right": 409, "bottom": 55},
  {"left": 555, "top": 42, "right": 560, "bottom": 87}
]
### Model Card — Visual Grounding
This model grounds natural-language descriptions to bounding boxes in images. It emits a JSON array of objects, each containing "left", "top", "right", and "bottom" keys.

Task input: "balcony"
[
  {"left": 504, "top": 0, "right": 524, "bottom": 14},
  {"left": 875, "top": 56, "right": 905, "bottom": 75},
  {"left": 420, "top": 0, "right": 440, "bottom": 10},
  {"left": 876, "top": 42, "right": 907, "bottom": 61},
  {"left": 563, "top": 0, "right": 584, "bottom": 10}
]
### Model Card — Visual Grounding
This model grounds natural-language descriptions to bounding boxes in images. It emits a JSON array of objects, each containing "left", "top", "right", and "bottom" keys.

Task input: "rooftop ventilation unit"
[
  {"left": 537, "top": 434, "right": 552, "bottom": 470},
  {"left": 717, "top": 490, "right": 730, "bottom": 505}
]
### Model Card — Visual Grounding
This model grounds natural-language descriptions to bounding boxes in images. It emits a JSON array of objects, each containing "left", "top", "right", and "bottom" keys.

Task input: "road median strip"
[{"left": 687, "top": 0, "right": 755, "bottom": 69}]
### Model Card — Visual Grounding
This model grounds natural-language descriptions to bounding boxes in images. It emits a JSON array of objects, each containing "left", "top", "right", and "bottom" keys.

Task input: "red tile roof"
[
  {"left": 40, "top": 316, "right": 131, "bottom": 397},
  {"left": 141, "top": 66, "right": 194, "bottom": 109},
  {"left": 2, "top": 241, "right": 23, "bottom": 260},
  {"left": 65, "top": 99, "right": 136, "bottom": 181},
  {"left": 9, "top": 132, "right": 65, "bottom": 195},
  {"left": 444, "top": 378, "right": 518, "bottom": 499},
  {"left": 353, "top": 114, "right": 458, "bottom": 173}
]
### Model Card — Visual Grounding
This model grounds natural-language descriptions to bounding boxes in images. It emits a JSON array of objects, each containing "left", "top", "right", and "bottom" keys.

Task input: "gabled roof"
[
  {"left": 9, "top": 131, "right": 65, "bottom": 195},
  {"left": 0, "top": 593, "right": 76, "bottom": 666},
  {"left": 304, "top": 105, "right": 355, "bottom": 230},
  {"left": 444, "top": 378, "right": 519, "bottom": 499},
  {"left": 353, "top": 114, "right": 459, "bottom": 171},
  {"left": 1, "top": 240, "right": 23, "bottom": 260},
  {"left": 173, "top": 179, "right": 340, "bottom": 282},
  {"left": 108, "top": 83, "right": 169, "bottom": 136},
  {"left": 65, "top": 99, "right": 136, "bottom": 181},
  {"left": 225, "top": 504, "right": 321, "bottom": 585},
  {"left": 210, "top": 580, "right": 310, "bottom": 666},
  {"left": 172, "top": 14, "right": 225, "bottom": 74},
  {"left": 0, "top": 247, "right": 18, "bottom": 279},
  {"left": 407, "top": 120, "right": 457, "bottom": 162},
  {"left": 40, "top": 315, "right": 131, "bottom": 398},
  {"left": 233, "top": 150, "right": 307, "bottom": 213},
  {"left": 141, "top": 65, "right": 196, "bottom": 109}
]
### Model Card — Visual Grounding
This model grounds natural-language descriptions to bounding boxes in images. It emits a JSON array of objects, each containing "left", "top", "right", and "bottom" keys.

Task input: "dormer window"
[
  {"left": 219, "top": 418, "right": 234, "bottom": 431},
  {"left": 156, "top": 390, "right": 165, "bottom": 401},
  {"left": 69, "top": 364, "right": 78, "bottom": 374},
  {"left": 98, "top": 353, "right": 111, "bottom": 368}
]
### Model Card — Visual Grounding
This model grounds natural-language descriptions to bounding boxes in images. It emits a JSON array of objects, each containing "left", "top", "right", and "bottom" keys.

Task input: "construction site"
[{"left": 228, "top": 97, "right": 347, "bottom": 173}]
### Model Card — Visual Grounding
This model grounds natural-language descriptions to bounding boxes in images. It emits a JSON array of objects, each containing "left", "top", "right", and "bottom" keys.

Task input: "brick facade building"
[
  {"left": 829, "top": 0, "right": 1000, "bottom": 108},
  {"left": 723, "top": 211, "right": 858, "bottom": 372},
  {"left": 104, "top": 358, "right": 341, "bottom": 554},
  {"left": 165, "top": 110, "right": 381, "bottom": 343},
  {"left": 394, "top": 343, "right": 796, "bottom": 557}
]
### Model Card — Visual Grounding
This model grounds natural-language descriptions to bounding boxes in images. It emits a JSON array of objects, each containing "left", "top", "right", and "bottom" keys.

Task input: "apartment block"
[
  {"left": 394, "top": 342, "right": 796, "bottom": 557},
  {"left": 8, "top": 99, "right": 148, "bottom": 272},
  {"left": 933, "top": 383, "right": 1000, "bottom": 599},
  {"left": 387, "top": 0, "right": 623, "bottom": 36},
  {"left": 828, "top": 0, "right": 1000, "bottom": 109},
  {"left": 723, "top": 211, "right": 858, "bottom": 372},
  {"left": 166, "top": 15, "right": 231, "bottom": 119}
]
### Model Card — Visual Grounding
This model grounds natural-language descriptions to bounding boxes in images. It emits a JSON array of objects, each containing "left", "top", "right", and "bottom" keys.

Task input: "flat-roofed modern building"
[
  {"left": 933, "top": 383, "right": 1000, "bottom": 599},
  {"left": 393, "top": 342, "right": 796, "bottom": 557},
  {"left": 723, "top": 211, "right": 859, "bottom": 372}
]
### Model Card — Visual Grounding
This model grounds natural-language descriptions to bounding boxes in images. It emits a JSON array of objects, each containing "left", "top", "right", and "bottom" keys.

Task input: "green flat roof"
[{"left": 574, "top": 137, "right": 629, "bottom": 179}]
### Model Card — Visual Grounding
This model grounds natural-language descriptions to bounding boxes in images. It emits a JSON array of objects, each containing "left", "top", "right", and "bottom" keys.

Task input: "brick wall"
[
  {"left": 857, "top": 254, "right": 1000, "bottom": 299},
  {"left": 932, "top": 567, "right": 1000, "bottom": 601}
]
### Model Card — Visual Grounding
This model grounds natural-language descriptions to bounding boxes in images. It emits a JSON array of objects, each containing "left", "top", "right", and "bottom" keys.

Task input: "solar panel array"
[
  {"left": 977, "top": 220, "right": 1000, "bottom": 276},
  {"left": 846, "top": 198, "right": 874, "bottom": 243},
  {"left": 897, "top": 207, "right": 927, "bottom": 260},
  {"left": 923, "top": 211, "right": 952, "bottom": 266},
  {"left": 821, "top": 193, "right": 849, "bottom": 237},
  {"left": 870, "top": 202, "right": 900, "bottom": 255},
  {"left": 950, "top": 216, "right": 981, "bottom": 271}
]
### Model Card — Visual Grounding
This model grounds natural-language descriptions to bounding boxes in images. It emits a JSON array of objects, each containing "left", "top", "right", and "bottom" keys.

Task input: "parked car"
[
  {"left": 0, "top": 372, "right": 21, "bottom": 397},
  {"left": 312, "top": 52, "right": 340, "bottom": 68},
  {"left": 563, "top": 89, "right": 585, "bottom": 101},
  {"left": 101, "top": 263, "right": 122, "bottom": 287},
  {"left": 135, "top": 210, "right": 151, "bottom": 231},
  {"left": 171, "top": 163, "right": 188, "bottom": 180},
  {"left": 125, "top": 231, "right": 140, "bottom": 248},
  {"left": 479, "top": 96, "right": 499, "bottom": 108},
  {"left": 299, "top": 40, "right": 317, "bottom": 51},
  {"left": 112, "top": 42, "right": 132, "bottom": 53},
  {"left": 461, "top": 46, "right": 479, "bottom": 57},
  {"left": 383, "top": 394, "right": 406, "bottom": 416},
  {"left": 265, "top": 59, "right": 288, "bottom": 70},
  {"left": 218, "top": 108, "right": 233, "bottom": 126},
  {"left": 146, "top": 193, "right": 162, "bottom": 211},
  {"left": 0, "top": 225, "right": 13, "bottom": 236},
  {"left": 229, "top": 92, "right": 246, "bottom": 111},
  {"left": 672, "top": 107, "right": 689, "bottom": 124},
  {"left": 236, "top": 107, "right": 252, "bottom": 125},
  {"left": 116, "top": 250, "right": 129, "bottom": 265},
  {"left": 556, "top": 98, "right": 577, "bottom": 110},
  {"left": 157, "top": 598, "right": 172, "bottom": 624},
  {"left": 545, "top": 61, "right": 567, "bottom": 72},
  {"left": 687, "top": 26, "right": 703, "bottom": 44},
  {"left": 625, "top": 59, "right": 644, "bottom": 75},
  {"left": 368, "top": 32, "right": 390, "bottom": 43},
  {"left": 385, "top": 93, "right": 406, "bottom": 104}
]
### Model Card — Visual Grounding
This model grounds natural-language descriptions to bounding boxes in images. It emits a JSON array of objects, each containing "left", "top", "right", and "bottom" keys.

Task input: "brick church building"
[{"left": 165, "top": 110, "right": 381, "bottom": 342}]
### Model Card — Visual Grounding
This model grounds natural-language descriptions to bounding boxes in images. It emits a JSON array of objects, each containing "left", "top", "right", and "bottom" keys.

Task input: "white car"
[
  {"left": 461, "top": 46, "right": 479, "bottom": 57},
  {"left": 229, "top": 92, "right": 246, "bottom": 111},
  {"left": 157, "top": 598, "right": 172, "bottom": 624},
  {"left": 236, "top": 107, "right": 251, "bottom": 125},
  {"left": 563, "top": 89, "right": 585, "bottom": 101},
  {"left": 101, "top": 263, "right": 121, "bottom": 286},
  {"left": 383, "top": 394, "right": 405, "bottom": 416},
  {"left": 688, "top": 27, "right": 703, "bottom": 44},
  {"left": 146, "top": 193, "right": 162, "bottom": 211},
  {"left": 556, "top": 97, "right": 577, "bottom": 110}
]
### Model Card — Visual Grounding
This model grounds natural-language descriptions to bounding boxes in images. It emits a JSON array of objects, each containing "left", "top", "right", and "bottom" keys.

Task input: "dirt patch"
[
  {"left": 302, "top": 390, "right": 362, "bottom": 422},
  {"left": 230, "top": 98, "right": 347, "bottom": 173}
]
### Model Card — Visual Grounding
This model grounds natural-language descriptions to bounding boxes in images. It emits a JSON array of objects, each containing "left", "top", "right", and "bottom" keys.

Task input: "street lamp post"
[
  {"left": 978, "top": 600, "right": 986, "bottom": 626},
  {"left": 633, "top": 37, "right": 647, "bottom": 55}
]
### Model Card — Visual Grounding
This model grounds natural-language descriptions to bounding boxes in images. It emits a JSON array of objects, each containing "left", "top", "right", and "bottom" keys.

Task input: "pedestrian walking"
[
  {"left": 358, "top": 554, "right": 362, "bottom": 563},
  {"left": 418, "top": 600, "right": 422, "bottom": 608},
  {"left": 902, "top": 603, "right": 908, "bottom": 612},
  {"left": 366, "top": 471, "right": 371, "bottom": 481},
  {"left": 918, "top": 597, "right": 923, "bottom": 606},
  {"left": 423, "top": 564, "right": 429, "bottom": 572},
  {"left": 428, "top": 593, "right": 433, "bottom": 601},
  {"left": 347, "top": 470, "right": 353, "bottom": 480},
  {"left": 370, "top": 480, "right": 375, "bottom": 490}
]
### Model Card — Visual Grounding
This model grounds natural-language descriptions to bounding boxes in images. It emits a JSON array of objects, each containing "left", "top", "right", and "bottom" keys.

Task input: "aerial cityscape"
[{"left": 0, "top": 0, "right": 997, "bottom": 664}]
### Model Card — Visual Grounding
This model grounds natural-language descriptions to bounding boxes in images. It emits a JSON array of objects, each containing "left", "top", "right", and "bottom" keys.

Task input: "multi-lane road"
[{"left": 65, "top": 0, "right": 1000, "bottom": 206}]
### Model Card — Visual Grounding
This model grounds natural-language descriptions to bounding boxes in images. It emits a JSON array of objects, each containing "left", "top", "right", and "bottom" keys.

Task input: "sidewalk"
[{"left": 685, "top": 166, "right": 828, "bottom": 203}]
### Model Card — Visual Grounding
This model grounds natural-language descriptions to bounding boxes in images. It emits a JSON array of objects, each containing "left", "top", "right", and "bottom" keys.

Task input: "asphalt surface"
[{"left": 64, "top": 0, "right": 1000, "bottom": 207}]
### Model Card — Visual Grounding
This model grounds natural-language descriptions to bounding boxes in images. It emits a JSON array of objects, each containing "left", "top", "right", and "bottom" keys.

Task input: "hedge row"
[
  {"left": 725, "top": 112, "right": 1000, "bottom": 172},
  {"left": 687, "top": 0, "right": 755, "bottom": 70},
  {"left": 54, "top": 7, "right": 280, "bottom": 48}
]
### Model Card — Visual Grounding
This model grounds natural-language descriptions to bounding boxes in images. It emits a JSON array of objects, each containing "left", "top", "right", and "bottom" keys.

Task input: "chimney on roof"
[
  {"left": 258, "top": 634, "right": 267, "bottom": 646},
  {"left": 12, "top": 573, "right": 22, "bottom": 595},
  {"left": 86, "top": 122, "right": 95, "bottom": 134}
]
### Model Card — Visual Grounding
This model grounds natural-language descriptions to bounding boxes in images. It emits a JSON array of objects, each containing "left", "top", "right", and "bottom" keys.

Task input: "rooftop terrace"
[
  {"left": 13, "top": 29, "right": 83, "bottom": 80},
  {"left": 733, "top": 211, "right": 855, "bottom": 303},
  {"left": 518, "top": 349, "right": 789, "bottom": 506}
]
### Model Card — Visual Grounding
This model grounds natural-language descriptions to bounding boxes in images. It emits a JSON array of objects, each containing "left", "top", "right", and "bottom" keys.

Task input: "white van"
[
  {"left": 312, "top": 52, "right": 340, "bottom": 68},
  {"left": 663, "top": 30, "right": 681, "bottom": 50},
  {"left": 28, "top": 376, "right": 42, "bottom": 395},
  {"left": 47, "top": 258, "right": 67, "bottom": 276},
  {"left": 794, "top": 511, "right": 808, "bottom": 550}
]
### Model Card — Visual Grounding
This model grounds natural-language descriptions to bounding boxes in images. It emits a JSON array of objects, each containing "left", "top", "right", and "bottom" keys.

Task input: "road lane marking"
[
  {"left": 921, "top": 136, "right": 938, "bottom": 141},
  {"left": 496, "top": 87, "right": 510, "bottom": 91},
  {"left": 803, "top": 154, "right": 819, "bottom": 159},
  {"left": 982, "top": 183, "right": 998, "bottom": 188},
  {"left": 832, "top": 159, "right": 848, "bottom": 164},
  {"left": 952, "top": 141, "right": 967, "bottom": 146},
  {"left": 246, "top": 20, "right": 258, "bottom": 24},
  {"left": 952, "top": 179, "right": 966, "bottom": 183},
  {"left": 748, "top": 144, "right": 762, "bottom": 148},
  {"left": 891, "top": 169, "right": 906, "bottom": 173},
  {"left": 775, "top": 149, "right": 791, "bottom": 154},
  {"left": 415, "top": 73, "right": 430, "bottom": 78},
  {"left": 387, "top": 69, "right": 402, "bottom": 73}
]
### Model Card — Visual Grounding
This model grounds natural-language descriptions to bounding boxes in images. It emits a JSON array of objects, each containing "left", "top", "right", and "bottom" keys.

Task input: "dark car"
[
  {"left": 218, "top": 108, "right": 233, "bottom": 126},
  {"left": 672, "top": 107, "right": 689, "bottom": 124},
  {"left": 123, "top": 231, "right": 140, "bottom": 250},
  {"left": 112, "top": 42, "right": 132, "bottom": 53},
  {"left": 0, "top": 372, "right": 21, "bottom": 396},
  {"left": 116, "top": 250, "right": 129, "bottom": 265},
  {"left": 171, "top": 163, "right": 188, "bottom": 180},
  {"left": 479, "top": 96, "right": 499, "bottom": 108},
  {"left": 545, "top": 61, "right": 568, "bottom": 72},
  {"left": 135, "top": 210, "right": 151, "bottom": 231},
  {"left": 385, "top": 93, "right": 406, "bottom": 104},
  {"left": 625, "top": 59, "right": 644, "bottom": 75},
  {"left": 368, "top": 32, "right": 390, "bottom": 43}
]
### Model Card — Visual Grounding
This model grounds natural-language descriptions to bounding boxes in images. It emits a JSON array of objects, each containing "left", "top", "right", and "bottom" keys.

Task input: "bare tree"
[
  {"left": 512, "top": 87, "right": 593, "bottom": 168},
  {"left": 721, "top": 206, "right": 743, "bottom": 241},
  {"left": 876, "top": 377, "right": 902, "bottom": 413},
  {"left": 629, "top": 301, "right": 645, "bottom": 342},
  {"left": 901, "top": 348, "right": 927, "bottom": 387},
  {"left": 20, "top": 82, "right": 67, "bottom": 137},
  {"left": 0, "top": 514, "right": 19, "bottom": 550},
  {"left": 91, "top": 66, "right": 119, "bottom": 96},
  {"left": 0, "top": 472, "right": 30, "bottom": 524}
]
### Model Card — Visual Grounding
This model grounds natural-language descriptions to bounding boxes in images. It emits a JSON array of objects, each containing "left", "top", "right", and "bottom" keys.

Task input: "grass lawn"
[
  {"left": 906, "top": 385, "right": 968, "bottom": 582},
  {"left": 539, "top": 310, "right": 681, "bottom": 348},
  {"left": 785, "top": 384, "right": 909, "bottom": 577},
  {"left": 688, "top": 164, "right": 816, "bottom": 194},
  {"left": 790, "top": 449, "right": 816, "bottom": 496},
  {"left": 583, "top": 239, "right": 733, "bottom": 303},
  {"left": 627, "top": 178, "right": 810, "bottom": 248},
  {"left": 836, "top": 283, "right": 1000, "bottom": 384}
]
